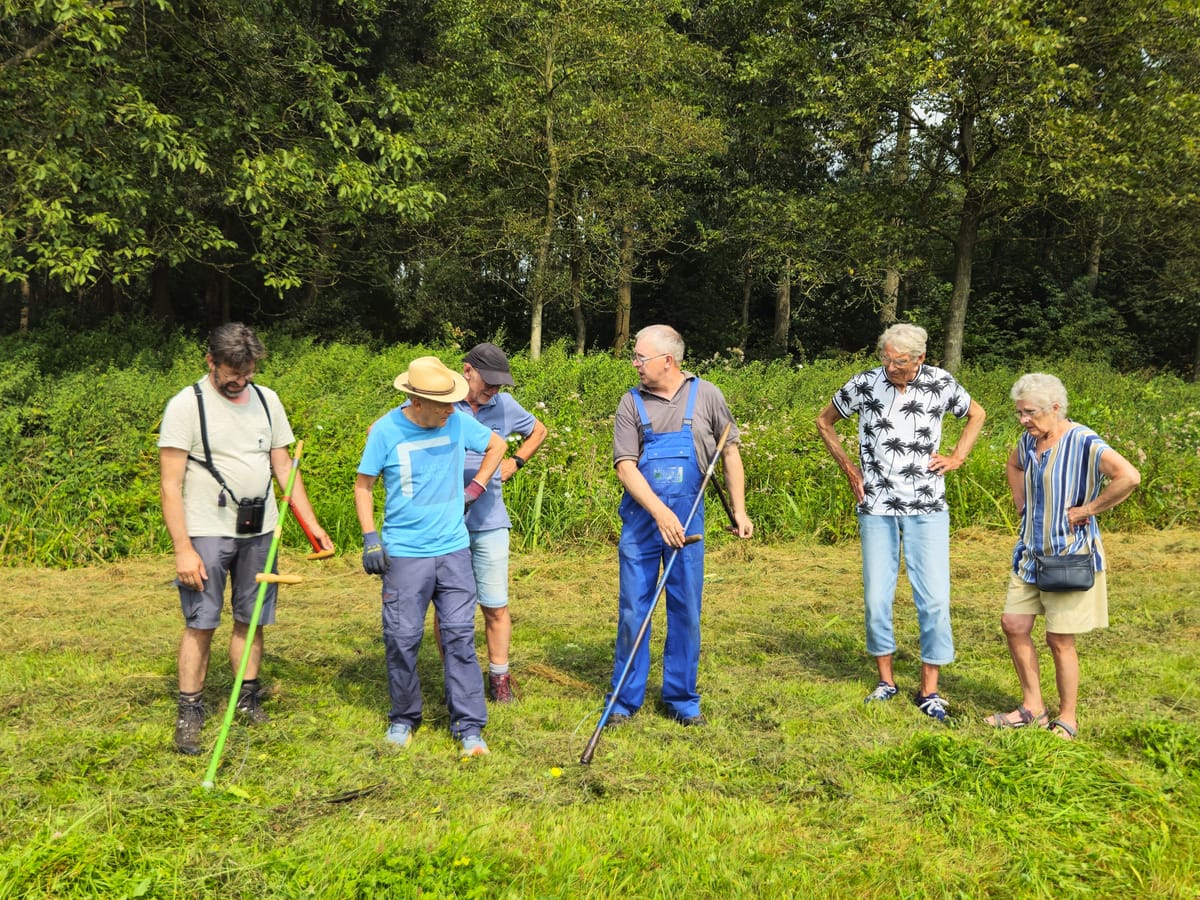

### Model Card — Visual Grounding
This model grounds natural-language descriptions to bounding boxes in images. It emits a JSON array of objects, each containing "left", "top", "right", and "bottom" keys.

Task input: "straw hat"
[{"left": 393, "top": 356, "right": 469, "bottom": 402}]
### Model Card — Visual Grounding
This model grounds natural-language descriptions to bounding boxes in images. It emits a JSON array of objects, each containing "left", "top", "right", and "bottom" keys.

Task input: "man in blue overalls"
[{"left": 607, "top": 325, "right": 754, "bottom": 726}]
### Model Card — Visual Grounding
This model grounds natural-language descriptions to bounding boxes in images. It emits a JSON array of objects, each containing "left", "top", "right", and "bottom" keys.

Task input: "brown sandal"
[{"left": 985, "top": 706, "right": 1049, "bottom": 729}]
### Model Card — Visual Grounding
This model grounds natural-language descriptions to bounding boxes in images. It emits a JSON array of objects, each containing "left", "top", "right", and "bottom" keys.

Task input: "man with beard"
[{"left": 158, "top": 323, "right": 331, "bottom": 755}]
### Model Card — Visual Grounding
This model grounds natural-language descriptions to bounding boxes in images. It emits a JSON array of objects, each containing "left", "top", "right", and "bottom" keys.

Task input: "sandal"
[
  {"left": 1047, "top": 718, "right": 1078, "bottom": 740},
  {"left": 985, "top": 706, "right": 1049, "bottom": 729}
]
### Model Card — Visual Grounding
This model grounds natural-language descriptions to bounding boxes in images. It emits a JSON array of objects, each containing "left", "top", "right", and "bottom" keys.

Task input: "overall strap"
[
  {"left": 629, "top": 377, "right": 701, "bottom": 438},
  {"left": 629, "top": 387, "right": 654, "bottom": 441},
  {"left": 681, "top": 377, "right": 699, "bottom": 428}
]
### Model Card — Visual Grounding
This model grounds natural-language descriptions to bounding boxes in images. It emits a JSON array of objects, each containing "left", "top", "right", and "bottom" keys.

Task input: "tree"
[
  {"left": 413, "top": 0, "right": 724, "bottom": 358},
  {"left": 1, "top": 0, "right": 441, "bottom": 326}
]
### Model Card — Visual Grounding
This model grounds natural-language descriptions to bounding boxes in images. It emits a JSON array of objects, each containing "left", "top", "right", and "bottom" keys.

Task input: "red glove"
[{"left": 464, "top": 479, "right": 486, "bottom": 511}]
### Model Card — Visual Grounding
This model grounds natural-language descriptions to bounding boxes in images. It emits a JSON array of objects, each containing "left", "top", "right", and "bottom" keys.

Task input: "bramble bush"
[{"left": 1, "top": 324, "right": 1197, "bottom": 566}]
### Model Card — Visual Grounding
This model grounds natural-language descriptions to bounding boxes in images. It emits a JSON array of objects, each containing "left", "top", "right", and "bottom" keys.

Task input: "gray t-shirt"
[
  {"left": 158, "top": 377, "right": 293, "bottom": 536},
  {"left": 612, "top": 374, "right": 740, "bottom": 471}
]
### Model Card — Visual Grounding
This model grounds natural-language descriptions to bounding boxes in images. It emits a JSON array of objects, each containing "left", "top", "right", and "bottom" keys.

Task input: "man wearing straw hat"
[{"left": 355, "top": 355, "right": 507, "bottom": 757}]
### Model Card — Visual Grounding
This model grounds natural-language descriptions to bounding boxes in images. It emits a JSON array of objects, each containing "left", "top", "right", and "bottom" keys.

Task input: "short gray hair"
[
  {"left": 635, "top": 324, "right": 685, "bottom": 363},
  {"left": 208, "top": 323, "right": 266, "bottom": 370},
  {"left": 877, "top": 323, "right": 927, "bottom": 358},
  {"left": 1010, "top": 373, "right": 1069, "bottom": 418}
]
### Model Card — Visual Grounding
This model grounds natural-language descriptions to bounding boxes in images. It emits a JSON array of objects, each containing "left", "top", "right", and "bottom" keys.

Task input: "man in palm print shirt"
[{"left": 817, "top": 324, "right": 986, "bottom": 721}]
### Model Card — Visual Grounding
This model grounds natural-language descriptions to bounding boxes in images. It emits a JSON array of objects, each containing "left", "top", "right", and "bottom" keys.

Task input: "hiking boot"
[
  {"left": 174, "top": 700, "right": 205, "bottom": 756},
  {"left": 864, "top": 681, "right": 899, "bottom": 703},
  {"left": 385, "top": 722, "right": 413, "bottom": 748},
  {"left": 673, "top": 713, "right": 707, "bottom": 727},
  {"left": 236, "top": 684, "right": 270, "bottom": 725},
  {"left": 460, "top": 734, "right": 490, "bottom": 758},
  {"left": 915, "top": 691, "right": 948, "bottom": 722},
  {"left": 488, "top": 672, "right": 516, "bottom": 703},
  {"left": 605, "top": 712, "right": 632, "bottom": 729}
]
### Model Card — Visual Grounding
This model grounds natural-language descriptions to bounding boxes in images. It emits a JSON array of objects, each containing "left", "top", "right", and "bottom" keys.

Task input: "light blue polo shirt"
[
  {"left": 358, "top": 407, "right": 494, "bottom": 557},
  {"left": 455, "top": 393, "right": 538, "bottom": 532}
]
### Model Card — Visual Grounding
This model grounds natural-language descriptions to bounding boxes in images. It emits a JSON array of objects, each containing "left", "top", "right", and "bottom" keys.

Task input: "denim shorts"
[{"left": 469, "top": 527, "right": 510, "bottom": 609}]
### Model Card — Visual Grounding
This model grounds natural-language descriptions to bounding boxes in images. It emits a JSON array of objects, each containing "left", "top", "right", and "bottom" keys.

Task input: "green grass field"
[{"left": 2, "top": 528, "right": 1198, "bottom": 898}]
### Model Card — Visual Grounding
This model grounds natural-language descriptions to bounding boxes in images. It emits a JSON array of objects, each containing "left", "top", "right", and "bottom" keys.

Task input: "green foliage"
[
  {"left": 1, "top": 330, "right": 1198, "bottom": 566},
  {"left": 0, "top": 0, "right": 441, "bottom": 298}
]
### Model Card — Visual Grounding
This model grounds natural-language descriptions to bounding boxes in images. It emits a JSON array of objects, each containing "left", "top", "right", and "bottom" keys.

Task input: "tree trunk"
[
  {"left": 772, "top": 263, "right": 790, "bottom": 355},
  {"left": 942, "top": 108, "right": 982, "bottom": 375},
  {"left": 205, "top": 271, "right": 230, "bottom": 325},
  {"left": 881, "top": 104, "right": 911, "bottom": 326},
  {"left": 612, "top": 224, "right": 633, "bottom": 354},
  {"left": 881, "top": 269, "right": 900, "bottom": 326},
  {"left": 1192, "top": 326, "right": 1200, "bottom": 384},
  {"left": 150, "top": 264, "right": 173, "bottom": 325},
  {"left": 570, "top": 249, "right": 585, "bottom": 354},
  {"left": 942, "top": 192, "right": 982, "bottom": 374},
  {"left": 529, "top": 43, "right": 561, "bottom": 363},
  {"left": 738, "top": 264, "right": 751, "bottom": 354},
  {"left": 1084, "top": 218, "right": 1103, "bottom": 296},
  {"left": 19, "top": 279, "right": 31, "bottom": 333}
]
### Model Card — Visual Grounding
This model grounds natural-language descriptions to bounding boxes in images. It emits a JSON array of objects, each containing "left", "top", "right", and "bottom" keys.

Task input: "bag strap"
[{"left": 188, "top": 381, "right": 273, "bottom": 504}]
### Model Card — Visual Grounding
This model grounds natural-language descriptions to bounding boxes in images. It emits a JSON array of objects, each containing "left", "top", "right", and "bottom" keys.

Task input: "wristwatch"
[{"left": 514, "top": 456, "right": 526, "bottom": 470}]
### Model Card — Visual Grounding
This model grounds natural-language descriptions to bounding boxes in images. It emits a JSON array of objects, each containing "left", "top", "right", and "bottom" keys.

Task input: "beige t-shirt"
[{"left": 158, "top": 377, "right": 293, "bottom": 537}]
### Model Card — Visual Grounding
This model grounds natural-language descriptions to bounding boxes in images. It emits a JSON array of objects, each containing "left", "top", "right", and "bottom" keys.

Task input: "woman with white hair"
[{"left": 987, "top": 373, "right": 1141, "bottom": 739}]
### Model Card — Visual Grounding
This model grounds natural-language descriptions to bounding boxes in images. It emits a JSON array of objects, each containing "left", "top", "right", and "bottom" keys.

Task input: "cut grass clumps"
[
  {"left": 867, "top": 731, "right": 1194, "bottom": 895},
  {"left": 2, "top": 536, "right": 1199, "bottom": 896}
]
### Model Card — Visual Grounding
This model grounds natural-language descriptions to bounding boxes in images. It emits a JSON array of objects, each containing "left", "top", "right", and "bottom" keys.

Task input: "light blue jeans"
[{"left": 857, "top": 510, "right": 954, "bottom": 665}]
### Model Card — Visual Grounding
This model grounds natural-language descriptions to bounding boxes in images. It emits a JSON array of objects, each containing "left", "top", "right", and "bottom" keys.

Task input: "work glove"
[
  {"left": 464, "top": 479, "right": 486, "bottom": 513},
  {"left": 362, "top": 531, "right": 390, "bottom": 575}
]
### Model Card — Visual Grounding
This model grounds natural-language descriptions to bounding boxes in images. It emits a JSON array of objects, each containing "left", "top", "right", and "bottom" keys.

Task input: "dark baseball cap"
[{"left": 463, "top": 342, "right": 515, "bottom": 387}]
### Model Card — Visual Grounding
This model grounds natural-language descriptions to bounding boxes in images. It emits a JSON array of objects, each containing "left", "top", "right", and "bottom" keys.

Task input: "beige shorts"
[{"left": 1003, "top": 569, "right": 1108, "bottom": 634}]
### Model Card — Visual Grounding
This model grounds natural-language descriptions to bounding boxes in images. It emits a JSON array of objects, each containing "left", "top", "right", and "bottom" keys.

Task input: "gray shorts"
[{"left": 178, "top": 534, "right": 277, "bottom": 630}]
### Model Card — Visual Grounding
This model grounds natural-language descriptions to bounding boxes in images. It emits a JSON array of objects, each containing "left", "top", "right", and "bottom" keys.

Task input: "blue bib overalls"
[{"left": 608, "top": 379, "right": 706, "bottom": 720}]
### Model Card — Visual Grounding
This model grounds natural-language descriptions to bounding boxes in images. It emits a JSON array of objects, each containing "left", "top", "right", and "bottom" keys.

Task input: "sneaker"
[
  {"left": 460, "top": 734, "right": 489, "bottom": 757},
  {"left": 174, "top": 700, "right": 205, "bottom": 756},
  {"left": 488, "top": 672, "right": 516, "bottom": 704},
  {"left": 385, "top": 722, "right": 413, "bottom": 748},
  {"left": 915, "top": 692, "right": 948, "bottom": 722},
  {"left": 865, "top": 681, "right": 899, "bottom": 703},
  {"left": 235, "top": 685, "right": 270, "bottom": 725}
]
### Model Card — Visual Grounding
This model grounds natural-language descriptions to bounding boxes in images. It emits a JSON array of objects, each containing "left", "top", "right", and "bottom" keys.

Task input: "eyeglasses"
[
  {"left": 880, "top": 354, "right": 920, "bottom": 367},
  {"left": 632, "top": 351, "right": 668, "bottom": 366},
  {"left": 1015, "top": 407, "right": 1043, "bottom": 420},
  {"left": 214, "top": 365, "right": 254, "bottom": 383}
]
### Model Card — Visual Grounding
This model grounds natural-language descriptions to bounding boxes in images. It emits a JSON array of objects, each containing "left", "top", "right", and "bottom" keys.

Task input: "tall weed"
[{"left": 1, "top": 329, "right": 1197, "bottom": 566}]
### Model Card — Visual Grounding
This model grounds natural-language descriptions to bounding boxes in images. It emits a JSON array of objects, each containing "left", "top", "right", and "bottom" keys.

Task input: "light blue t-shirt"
[
  {"left": 455, "top": 393, "right": 538, "bottom": 532},
  {"left": 358, "top": 407, "right": 494, "bottom": 557}
]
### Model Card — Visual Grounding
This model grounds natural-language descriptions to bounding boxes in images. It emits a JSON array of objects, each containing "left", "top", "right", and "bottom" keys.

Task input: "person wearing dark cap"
[
  {"left": 354, "top": 355, "right": 507, "bottom": 757},
  {"left": 455, "top": 343, "right": 548, "bottom": 702}
]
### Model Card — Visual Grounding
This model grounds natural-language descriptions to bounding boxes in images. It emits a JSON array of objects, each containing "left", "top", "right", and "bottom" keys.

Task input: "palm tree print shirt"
[{"left": 831, "top": 365, "right": 973, "bottom": 516}]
